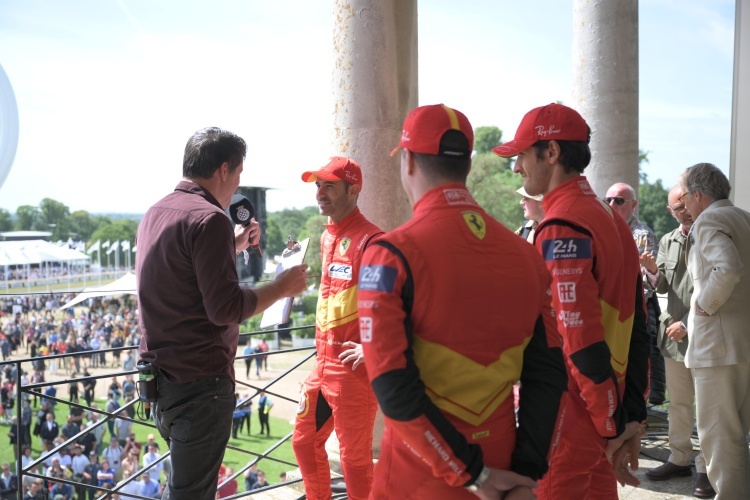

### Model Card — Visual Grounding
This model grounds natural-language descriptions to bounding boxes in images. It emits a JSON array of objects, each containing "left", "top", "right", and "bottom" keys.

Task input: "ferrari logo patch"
[
  {"left": 463, "top": 211, "right": 486, "bottom": 240},
  {"left": 339, "top": 238, "right": 351, "bottom": 256}
]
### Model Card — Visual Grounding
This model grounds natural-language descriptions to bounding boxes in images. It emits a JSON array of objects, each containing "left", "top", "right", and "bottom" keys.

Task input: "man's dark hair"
[
  {"left": 533, "top": 125, "right": 592, "bottom": 174},
  {"left": 412, "top": 152, "right": 471, "bottom": 183},
  {"left": 183, "top": 127, "right": 247, "bottom": 179}
]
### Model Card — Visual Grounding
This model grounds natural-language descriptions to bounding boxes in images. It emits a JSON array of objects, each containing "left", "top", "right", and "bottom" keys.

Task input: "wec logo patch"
[
  {"left": 359, "top": 265, "right": 397, "bottom": 292},
  {"left": 328, "top": 264, "right": 353, "bottom": 280},
  {"left": 541, "top": 238, "right": 591, "bottom": 261}
]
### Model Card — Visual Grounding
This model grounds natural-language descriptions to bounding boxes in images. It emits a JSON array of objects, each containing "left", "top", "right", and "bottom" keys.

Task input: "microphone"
[{"left": 229, "top": 194, "right": 262, "bottom": 257}]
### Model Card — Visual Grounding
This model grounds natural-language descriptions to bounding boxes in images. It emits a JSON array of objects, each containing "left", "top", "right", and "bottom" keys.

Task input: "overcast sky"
[{"left": 0, "top": 0, "right": 736, "bottom": 215}]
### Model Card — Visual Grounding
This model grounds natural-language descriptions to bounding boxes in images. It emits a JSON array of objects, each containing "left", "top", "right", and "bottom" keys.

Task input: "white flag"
[
  {"left": 102, "top": 240, "right": 111, "bottom": 249},
  {"left": 121, "top": 240, "right": 131, "bottom": 251},
  {"left": 87, "top": 240, "right": 101, "bottom": 255},
  {"left": 107, "top": 240, "right": 120, "bottom": 255}
]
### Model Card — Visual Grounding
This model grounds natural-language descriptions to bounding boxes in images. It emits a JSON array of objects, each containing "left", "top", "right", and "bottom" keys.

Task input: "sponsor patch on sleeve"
[
  {"left": 359, "top": 265, "right": 397, "bottom": 292},
  {"left": 541, "top": 238, "right": 592, "bottom": 261},
  {"left": 360, "top": 317, "right": 373, "bottom": 342}
]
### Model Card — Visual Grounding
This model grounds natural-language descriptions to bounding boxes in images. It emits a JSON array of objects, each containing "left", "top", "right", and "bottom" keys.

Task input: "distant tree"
[
  {"left": 15, "top": 205, "right": 39, "bottom": 231},
  {"left": 265, "top": 217, "right": 285, "bottom": 257},
  {"left": 34, "top": 198, "right": 71, "bottom": 240},
  {"left": 0, "top": 208, "right": 12, "bottom": 231},
  {"left": 69, "top": 210, "right": 99, "bottom": 240},
  {"left": 91, "top": 219, "right": 138, "bottom": 244},
  {"left": 266, "top": 207, "right": 320, "bottom": 256},
  {"left": 474, "top": 126, "right": 504, "bottom": 154},
  {"left": 299, "top": 213, "right": 327, "bottom": 281},
  {"left": 89, "top": 220, "right": 138, "bottom": 269},
  {"left": 466, "top": 153, "right": 523, "bottom": 230},
  {"left": 639, "top": 176, "right": 677, "bottom": 238}
]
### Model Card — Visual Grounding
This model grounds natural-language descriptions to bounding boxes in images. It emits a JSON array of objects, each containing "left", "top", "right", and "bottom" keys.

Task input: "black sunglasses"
[{"left": 604, "top": 196, "right": 631, "bottom": 206}]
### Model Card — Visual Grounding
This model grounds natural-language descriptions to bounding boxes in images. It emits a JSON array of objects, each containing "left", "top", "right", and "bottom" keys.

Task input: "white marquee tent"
[
  {"left": 59, "top": 272, "right": 137, "bottom": 310},
  {"left": 0, "top": 239, "right": 89, "bottom": 266}
]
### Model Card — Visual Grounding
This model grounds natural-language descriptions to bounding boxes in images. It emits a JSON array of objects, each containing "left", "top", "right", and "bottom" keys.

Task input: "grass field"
[{"left": 0, "top": 397, "right": 297, "bottom": 493}]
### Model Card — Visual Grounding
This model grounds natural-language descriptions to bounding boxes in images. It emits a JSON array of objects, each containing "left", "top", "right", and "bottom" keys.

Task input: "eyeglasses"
[
  {"left": 604, "top": 196, "right": 632, "bottom": 206},
  {"left": 670, "top": 203, "right": 687, "bottom": 213},
  {"left": 678, "top": 191, "right": 694, "bottom": 204}
]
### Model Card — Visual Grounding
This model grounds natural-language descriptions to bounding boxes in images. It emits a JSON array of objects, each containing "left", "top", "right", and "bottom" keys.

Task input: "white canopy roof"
[
  {"left": 59, "top": 272, "right": 137, "bottom": 310},
  {"left": 0, "top": 239, "right": 90, "bottom": 266}
]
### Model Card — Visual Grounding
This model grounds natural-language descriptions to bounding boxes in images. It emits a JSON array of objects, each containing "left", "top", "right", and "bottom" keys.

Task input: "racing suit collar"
[
  {"left": 413, "top": 183, "right": 478, "bottom": 215},
  {"left": 325, "top": 206, "right": 364, "bottom": 236},
  {"left": 541, "top": 175, "right": 593, "bottom": 213}
]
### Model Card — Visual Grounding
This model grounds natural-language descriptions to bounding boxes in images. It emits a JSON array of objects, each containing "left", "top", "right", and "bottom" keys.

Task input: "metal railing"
[{"left": 0, "top": 324, "right": 316, "bottom": 499}]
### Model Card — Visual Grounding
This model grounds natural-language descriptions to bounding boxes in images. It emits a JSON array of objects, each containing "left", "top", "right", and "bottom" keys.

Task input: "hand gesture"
[
  {"left": 471, "top": 469, "right": 537, "bottom": 500},
  {"left": 274, "top": 264, "right": 308, "bottom": 297},
  {"left": 639, "top": 251, "right": 657, "bottom": 274},
  {"left": 234, "top": 220, "right": 260, "bottom": 253},
  {"left": 339, "top": 341, "right": 365, "bottom": 371}
]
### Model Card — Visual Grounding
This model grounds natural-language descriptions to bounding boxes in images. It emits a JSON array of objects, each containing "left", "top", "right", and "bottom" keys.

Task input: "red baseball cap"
[
  {"left": 493, "top": 103, "right": 589, "bottom": 157},
  {"left": 301, "top": 157, "right": 363, "bottom": 188},
  {"left": 391, "top": 104, "right": 473, "bottom": 157}
]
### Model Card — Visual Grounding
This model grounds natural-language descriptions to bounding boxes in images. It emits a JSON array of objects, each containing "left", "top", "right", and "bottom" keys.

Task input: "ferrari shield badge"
[
  {"left": 462, "top": 211, "right": 486, "bottom": 240},
  {"left": 339, "top": 237, "right": 351, "bottom": 256}
]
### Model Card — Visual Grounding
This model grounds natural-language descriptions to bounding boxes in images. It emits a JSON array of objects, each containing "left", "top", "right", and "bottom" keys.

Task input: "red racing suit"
[
  {"left": 533, "top": 177, "right": 649, "bottom": 499},
  {"left": 292, "top": 207, "right": 383, "bottom": 500},
  {"left": 358, "top": 185, "right": 568, "bottom": 499}
]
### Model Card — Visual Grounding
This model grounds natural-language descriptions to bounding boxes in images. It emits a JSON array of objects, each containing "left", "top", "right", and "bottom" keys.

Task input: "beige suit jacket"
[{"left": 685, "top": 199, "right": 750, "bottom": 368}]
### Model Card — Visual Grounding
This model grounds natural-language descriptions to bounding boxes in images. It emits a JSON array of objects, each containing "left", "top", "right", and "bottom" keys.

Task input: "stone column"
[
  {"left": 730, "top": 0, "right": 750, "bottom": 211},
  {"left": 331, "top": 0, "right": 417, "bottom": 232},
  {"left": 328, "top": 0, "right": 417, "bottom": 464},
  {"left": 571, "top": 0, "right": 639, "bottom": 198}
]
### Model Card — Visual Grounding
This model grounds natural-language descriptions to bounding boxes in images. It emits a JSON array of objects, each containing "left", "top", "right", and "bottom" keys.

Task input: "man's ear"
[
  {"left": 546, "top": 141, "right": 561, "bottom": 165},
  {"left": 404, "top": 149, "right": 416, "bottom": 175},
  {"left": 217, "top": 162, "right": 230, "bottom": 180}
]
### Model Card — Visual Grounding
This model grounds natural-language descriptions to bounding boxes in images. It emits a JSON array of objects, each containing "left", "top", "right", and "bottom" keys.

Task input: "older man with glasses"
[
  {"left": 640, "top": 184, "right": 712, "bottom": 497},
  {"left": 679, "top": 162, "right": 750, "bottom": 499},
  {"left": 606, "top": 182, "right": 666, "bottom": 406}
]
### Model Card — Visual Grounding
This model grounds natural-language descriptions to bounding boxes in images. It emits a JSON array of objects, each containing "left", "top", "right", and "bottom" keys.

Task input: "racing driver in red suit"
[
  {"left": 293, "top": 157, "right": 384, "bottom": 500},
  {"left": 495, "top": 103, "right": 650, "bottom": 499},
  {"left": 359, "top": 104, "right": 568, "bottom": 499}
]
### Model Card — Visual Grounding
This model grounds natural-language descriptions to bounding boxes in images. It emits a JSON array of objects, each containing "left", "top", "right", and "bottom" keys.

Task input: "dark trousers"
[
  {"left": 647, "top": 295, "right": 666, "bottom": 404},
  {"left": 154, "top": 373, "right": 234, "bottom": 500},
  {"left": 259, "top": 411, "right": 270, "bottom": 435}
]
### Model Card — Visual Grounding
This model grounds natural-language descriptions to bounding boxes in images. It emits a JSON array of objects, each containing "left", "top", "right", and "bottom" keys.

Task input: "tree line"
[{"left": 1, "top": 126, "right": 674, "bottom": 269}]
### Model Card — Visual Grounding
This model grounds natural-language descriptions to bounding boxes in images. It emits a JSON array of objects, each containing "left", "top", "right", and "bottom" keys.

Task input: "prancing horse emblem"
[{"left": 462, "top": 211, "right": 486, "bottom": 240}]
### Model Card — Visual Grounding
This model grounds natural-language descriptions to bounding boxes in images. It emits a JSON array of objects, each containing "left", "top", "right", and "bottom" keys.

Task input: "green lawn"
[{"left": 0, "top": 397, "right": 296, "bottom": 493}]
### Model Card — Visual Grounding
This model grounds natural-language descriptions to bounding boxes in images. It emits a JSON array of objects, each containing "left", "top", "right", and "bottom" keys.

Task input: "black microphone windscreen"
[{"left": 229, "top": 194, "right": 255, "bottom": 226}]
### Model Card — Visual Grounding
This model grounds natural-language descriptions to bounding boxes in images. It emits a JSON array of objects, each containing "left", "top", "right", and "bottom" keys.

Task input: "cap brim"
[
  {"left": 492, "top": 138, "right": 537, "bottom": 158},
  {"left": 300, "top": 170, "right": 342, "bottom": 183},
  {"left": 389, "top": 146, "right": 400, "bottom": 157}
]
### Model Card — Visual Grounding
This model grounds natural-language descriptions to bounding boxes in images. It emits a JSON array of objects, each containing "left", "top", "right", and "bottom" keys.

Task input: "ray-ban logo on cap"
[
  {"left": 401, "top": 130, "right": 411, "bottom": 142},
  {"left": 535, "top": 125, "right": 561, "bottom": 137}
]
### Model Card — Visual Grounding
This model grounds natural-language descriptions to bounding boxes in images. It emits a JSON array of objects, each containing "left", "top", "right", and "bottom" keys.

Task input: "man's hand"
[
  {"left": 339, "top": 341, "right": 365, "bottom": 371},
  {"left": 274, "top": 264, "right": 308, "bottom": 297},
  {"left": 234, "top": 220, "right": 260, "bottom": 254},
  {"left": 611, "top": 432, "right": 643, "bottom": 487},
  {"left": 665, "top": 322, "right": 687, "bottom": 343},
  {"left": 504, "top": 485, "right": 535, "bottom": 500},
  {"left": 605, "top": 421, "right": 641, "bottom": 463},
  {"left": 471, "top": 468, "right": 537, "bottom": 500},
  {"left": 639, "top": 251, "right": 658, "bottom": 274},
  {"left": 695, "top": 304, "right": 709, "bottom": 317}
]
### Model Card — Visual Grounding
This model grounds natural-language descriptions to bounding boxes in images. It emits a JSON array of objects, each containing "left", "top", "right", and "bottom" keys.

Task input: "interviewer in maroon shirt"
[{"left": 136, "top": 127, "right": 307, "bottom": 500}]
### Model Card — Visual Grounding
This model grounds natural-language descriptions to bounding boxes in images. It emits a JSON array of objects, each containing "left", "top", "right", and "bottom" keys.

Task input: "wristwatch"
[
  {"left": 680, "top": 321, "right": 687, "bottom": 332},
  {"left": 465, "top": 465, "right": 490, "bottom": 493}
]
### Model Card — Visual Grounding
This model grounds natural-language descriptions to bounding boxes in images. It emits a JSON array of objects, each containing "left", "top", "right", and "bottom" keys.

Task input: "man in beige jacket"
[{"left": 680, "top": 162, "right": 750, "bottom": 500}]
